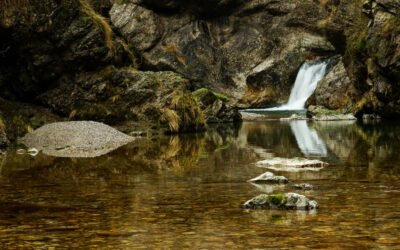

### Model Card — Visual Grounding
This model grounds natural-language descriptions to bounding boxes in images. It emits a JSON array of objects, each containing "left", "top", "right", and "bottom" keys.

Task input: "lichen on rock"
[{"left": 243, "top": 193, "right": 319, "bottom": 210}]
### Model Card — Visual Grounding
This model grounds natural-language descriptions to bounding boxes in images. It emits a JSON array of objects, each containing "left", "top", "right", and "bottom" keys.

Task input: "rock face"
[
  {"left": 0, "top": 0, "right": 400, "bottom": 144},
  {"left": 110, "top": 1, "right": 337, "bottom": 108},
  {"left": 314, "top": 59, "right": 353, "bottom": 110},
  {"left": 0, "top": 0, "right": 130, "bottom": 100},
  {"left": 39, "top": 66, "right": 206, "bottom": 133},
  {"left": 193, "top": 88, "right": 242, "bottom": 123},
  {"left": 243, "top": 193, "right": 319, "bottom": 210},
  {"left": 0, "top": 0, "right": 242, "bottom": 141},
  {"left": 20, "top": 121, "right": 134, "bottom": 157}
]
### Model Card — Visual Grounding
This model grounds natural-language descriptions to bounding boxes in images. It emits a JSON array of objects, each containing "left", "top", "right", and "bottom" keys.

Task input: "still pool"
[{"left": 0, "top": 120, "right": 400, "bottom": 248}]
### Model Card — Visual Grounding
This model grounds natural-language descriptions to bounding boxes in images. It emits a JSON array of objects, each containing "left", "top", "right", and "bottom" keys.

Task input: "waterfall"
[
  {"left": 289, "top": 120, "right": 327, "bottom": 157},
  {"left": 248, "top": 59, "right": 329, "bottom": 111}
]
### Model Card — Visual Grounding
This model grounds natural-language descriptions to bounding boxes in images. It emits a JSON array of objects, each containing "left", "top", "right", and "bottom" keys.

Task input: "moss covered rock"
[
  {"left": 307, "top": 105, "right": 357, "bottom": 121},
  {"left": 243, "top": 193, "right": 319, "bottom": 210},
  {"left": 193, "top": 88, "right": 242, "bottom": 123}
]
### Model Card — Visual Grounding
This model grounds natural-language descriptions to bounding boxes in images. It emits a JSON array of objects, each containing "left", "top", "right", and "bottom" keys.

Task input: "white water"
[
  {"left": 248, "top": 60, "right": 329, "bottom": 111},
  {"left": 290, "top": 120, "right": 327, "bottom": 157}
]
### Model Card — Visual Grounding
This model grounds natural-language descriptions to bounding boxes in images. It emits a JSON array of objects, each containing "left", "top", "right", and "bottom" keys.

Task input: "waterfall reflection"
[{"left": 289, "top": 120, "right": 327, "bottom": 157}]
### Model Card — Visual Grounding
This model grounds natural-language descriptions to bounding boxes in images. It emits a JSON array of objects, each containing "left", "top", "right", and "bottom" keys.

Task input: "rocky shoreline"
[{"left": 0, "top": 0, "right": 399, "bottom": 147}]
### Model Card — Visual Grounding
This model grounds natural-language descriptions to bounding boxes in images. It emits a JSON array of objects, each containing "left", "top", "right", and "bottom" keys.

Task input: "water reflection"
[
  {"left": 0, "top": 121, "right": 400, "bottom": 248},
  {"left": 289, "top": 120, "right": 327, "bottom": 157}
]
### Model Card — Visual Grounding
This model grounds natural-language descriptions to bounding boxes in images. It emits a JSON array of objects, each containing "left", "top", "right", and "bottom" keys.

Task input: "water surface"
[{"left": 1, "top": 120, "right": 400, "bottom": 248}]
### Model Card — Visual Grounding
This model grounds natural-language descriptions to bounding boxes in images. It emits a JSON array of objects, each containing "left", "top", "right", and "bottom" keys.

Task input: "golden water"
[{"left": 0, "top": 121, "right": 399, "bottom": 248}]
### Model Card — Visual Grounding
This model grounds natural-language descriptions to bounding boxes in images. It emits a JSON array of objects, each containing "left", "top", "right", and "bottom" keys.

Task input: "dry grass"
[
  {"left": 161, "top": 90, "right": 206, "bottom": 133},
  {"left": 161, "top": 108, "right": 180, "bottom": 133},
  {"left": 78, "top": 0, "right": 115, "bottom": 54},
  {"left": 171, "top": 90, "right": 205, "bottom": 132}
]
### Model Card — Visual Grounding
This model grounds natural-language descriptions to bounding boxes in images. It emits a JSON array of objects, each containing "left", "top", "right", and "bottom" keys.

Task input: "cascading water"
[
  {"left": 279, "top": 61, "right": 328, "bottom": 110},
  {"left": 247, "top": 59, "right": 330, "bottom": 111},
  {"left": 289, "top": 120, "right": 327, "bottom": 157}
]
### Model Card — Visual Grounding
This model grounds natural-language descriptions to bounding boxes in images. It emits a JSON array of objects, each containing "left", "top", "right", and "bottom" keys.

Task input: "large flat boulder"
[{"left": 20, "top": 121, "right": 134, "bottom": 158}]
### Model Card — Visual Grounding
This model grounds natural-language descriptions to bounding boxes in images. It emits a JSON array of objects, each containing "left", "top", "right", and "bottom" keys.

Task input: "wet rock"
[
  {"left": 248, "top": 172, "right": 289, "bottom": 184},
  {"left": 314, "top": 59, "right": 352, "bottom": 110},
  {"left": 0, "top": 0, "right": 128, "bottom": 100},
  {"left": 110, "top": 3, "right": 162, "bottom": 53},
  {"left": 193, "top": 88, "right": 242, "bottom": 123},
  {"left": 256, "top": 157, "right": 328, "bottom": 171},
  {"left": 280, "top": 114, "right": 308, "bottom": 121},
  {"left": 292, "top": 183, "right": 314, "bottom": 191},
  {"left": 40, "top": 68, "right": 206, "bottom": 134},
  {"left": 20, "top": 121, "right": 134, "bottom": 158},
  {"left": 239, "top": 112, "right": 270, "bottom": 121},
  {"left": 307, "top": 105, "right": 357, "bottom": 121},
  {"left": 243, "top": 193, "right": 319, "bottom": 210}
]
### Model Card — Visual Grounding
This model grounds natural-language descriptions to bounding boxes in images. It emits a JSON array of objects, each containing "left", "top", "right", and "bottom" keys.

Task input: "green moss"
[
  {"left": 268, "top": 194, "right": 284, "bottom": 206},
  {"left": 193, "top": 88, "right": 231, "bottom": 103},
  {"left": 192, "top": 88, "right": 209, "bottom": 97},
  {"left": 78, "top": 0, "right": 115, "bottom": 56},
  {"left": 213, "top": 92, "right": 231, "bottom": 103}
]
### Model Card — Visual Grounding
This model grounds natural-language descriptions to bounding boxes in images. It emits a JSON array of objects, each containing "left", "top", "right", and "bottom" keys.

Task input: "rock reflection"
[
  {"left": 249, "top": 183, "right": 286, "bottom": 193},
  {"left": 248, "top": 210, "right": 317, "bottom": 225}
]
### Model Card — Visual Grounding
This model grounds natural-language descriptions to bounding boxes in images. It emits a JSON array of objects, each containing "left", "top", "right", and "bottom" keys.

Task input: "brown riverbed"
[{"left": 0, "top": 120, "right": 400, "bottom": 248}]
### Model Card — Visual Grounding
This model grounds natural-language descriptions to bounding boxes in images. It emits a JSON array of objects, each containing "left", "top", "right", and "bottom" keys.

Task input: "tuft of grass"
[
  {"left": 78, "top": 0, "right": 115, "bottom": 55},
  {"left": 167, "top": 90, "right": 205, "bottom": 133},
  {"left": 161, "top": 108, "right": 180, "bottom": 133},
  {"left": 117, "top": 38, "right": 138, "bottom": 68}
]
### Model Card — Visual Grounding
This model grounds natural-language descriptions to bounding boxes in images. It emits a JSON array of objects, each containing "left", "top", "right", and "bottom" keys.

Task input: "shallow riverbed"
[{"left": 1, "top": 120, "right": 400, "bottom": 248}]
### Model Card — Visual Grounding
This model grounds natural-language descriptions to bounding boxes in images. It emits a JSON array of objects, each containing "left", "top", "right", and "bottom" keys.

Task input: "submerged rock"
[
  {"left": 240, "top": 112, "right": 270, "bottom": 121},
  {"left": 243, "top": 193, "right": 319, "bottom": 210},
  {"left": 292, "top": 183, "right": 315, "bottom": 191},
  {"left": 19, "top": 121, "right": 134, "bottom": 158},
  {"left": 256, "top": 157, "right": 328, "bottom": 171},
  {"left": 248, "top": 172, "right": 289, "bottom": 184},
  {"left": 280, "top": 114, "right": 308, "bottom": 121}
]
